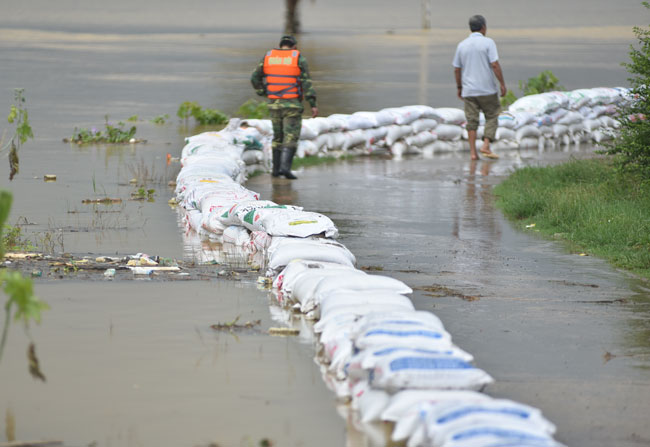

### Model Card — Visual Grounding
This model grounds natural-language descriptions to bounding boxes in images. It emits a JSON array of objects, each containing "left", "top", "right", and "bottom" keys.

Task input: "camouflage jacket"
[{"left": 250, "top": 52, "right": 317, "bottom": 110}]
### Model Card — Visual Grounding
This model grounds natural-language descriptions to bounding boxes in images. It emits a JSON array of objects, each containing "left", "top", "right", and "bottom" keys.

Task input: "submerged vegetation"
[
  {"left": 177, "top": 101, "right": 229, "bottom": 126},
  {"left": 66, "top": 115, "right": 138, "bottom": 144},
  {"left": 494, "top": 158, "right": 650, "bottom": 279},
  {"left": 237, "top": 99, "right": 269, "bottom": 119}
]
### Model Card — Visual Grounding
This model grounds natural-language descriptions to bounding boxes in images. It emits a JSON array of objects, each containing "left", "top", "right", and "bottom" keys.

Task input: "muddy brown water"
[{"left": 0, "top": 2, "right": 649, "bottom": 447}]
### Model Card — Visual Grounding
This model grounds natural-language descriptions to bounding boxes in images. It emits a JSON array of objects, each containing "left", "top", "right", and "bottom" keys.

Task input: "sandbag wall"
[
  {"left": 175, "top": 122, "right": 570, "bottom": 447},
  {"left": 235, "top": 86, "right": 630, "bottom": 160}
]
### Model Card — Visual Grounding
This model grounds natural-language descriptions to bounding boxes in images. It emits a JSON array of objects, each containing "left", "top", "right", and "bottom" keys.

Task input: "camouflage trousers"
[{"left": 270, "top": 108, "right": 302, "bottom": 151}]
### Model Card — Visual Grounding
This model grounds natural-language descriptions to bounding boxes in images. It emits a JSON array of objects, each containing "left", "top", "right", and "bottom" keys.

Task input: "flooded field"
[{"left": 0, "top": 1, "right": 648, "bottom": 447}]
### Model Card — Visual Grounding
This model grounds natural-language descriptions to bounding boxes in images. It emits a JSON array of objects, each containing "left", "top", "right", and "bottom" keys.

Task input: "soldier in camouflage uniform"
[{"left": 251, "top": 35, "right": 318, "bottom": 179}]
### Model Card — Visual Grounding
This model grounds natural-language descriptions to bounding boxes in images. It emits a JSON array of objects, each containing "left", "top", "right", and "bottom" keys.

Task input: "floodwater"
[{"left": 0, "top": 1, "right": 649, "bottom": 447}]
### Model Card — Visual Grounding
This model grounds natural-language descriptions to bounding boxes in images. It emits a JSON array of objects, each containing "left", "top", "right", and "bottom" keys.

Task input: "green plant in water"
[
  {"left": 68, "top": 115, "right": 137, "bottom": 144},
  {"left": 127, "top": 115, "right": 138, "bottom": 122},
  {"left": 151, "top": 114, "right": 170, "bottom": 125},
  {"left": 3, "top": 223, "right": 36, "bottom": 252},
  {"left": 177, "top": 101, "right": 228, "bottom": 125},
  {"left": 0, "top": 191, "right": 48, "bottom": 380},
  {"left": 237, "top": 99, "right": 269, "bottom": 119},
  {"left": 3, "top": 88, "right": 34, "bottom": 180}
]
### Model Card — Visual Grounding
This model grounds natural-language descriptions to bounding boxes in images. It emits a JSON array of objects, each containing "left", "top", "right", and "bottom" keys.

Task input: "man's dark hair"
[
  {"left": 469, "top": 15, "right": 486, "bottom": 32},
  {"left": 279, "top": 35, "right": 297, "bottom": 47}
]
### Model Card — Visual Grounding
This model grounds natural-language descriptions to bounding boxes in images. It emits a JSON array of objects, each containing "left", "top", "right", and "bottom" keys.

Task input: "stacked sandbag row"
[
  {"left": 239, "top": 86, "right": 631, "bottom": 161},
  {"left": 175, "top": 128, "right": 566, "bottom": 447},
  {"left": 503, "top": 86, "right": 630, "bottom": 149}
]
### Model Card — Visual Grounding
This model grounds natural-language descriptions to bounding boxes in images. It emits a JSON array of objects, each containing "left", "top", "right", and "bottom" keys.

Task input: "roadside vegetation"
[
  {"left": 495, "top": 4, "right": 650, "bottom": 280},
  {"left": 494, "top": 158, "right": 650, "bottom": 279}
]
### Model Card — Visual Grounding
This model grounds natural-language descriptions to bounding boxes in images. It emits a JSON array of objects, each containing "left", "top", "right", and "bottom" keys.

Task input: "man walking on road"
[
  {"left": 251, "top": 35, "right": 318, "bottom": 179},
  {"left": 453, "top": 15, "right": 506, "bottom": 161}
]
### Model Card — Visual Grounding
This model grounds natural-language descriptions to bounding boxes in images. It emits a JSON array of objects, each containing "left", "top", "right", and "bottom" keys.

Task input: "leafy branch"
[{"left": 2, "top": 89, "right": 34, "bottom": 180}]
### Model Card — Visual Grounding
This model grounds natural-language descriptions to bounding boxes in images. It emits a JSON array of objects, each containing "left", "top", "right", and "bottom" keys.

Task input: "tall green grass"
[{"left": 494, "top": 157, "right": 650, "bottom": 278}]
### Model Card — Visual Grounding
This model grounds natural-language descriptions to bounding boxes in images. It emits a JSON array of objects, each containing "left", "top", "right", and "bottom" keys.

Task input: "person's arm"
[
  {"left": 250, "top": 58, "right": 266, "bottom": 96},
  {"left": 299, "top": 55, "right": 318, "bottom": 117},
  {"left": 454, "top": 67, "right": 463, "bottom": 99},
  {"left": 491, "top": 60, "right": 507, "bottom": 97}
]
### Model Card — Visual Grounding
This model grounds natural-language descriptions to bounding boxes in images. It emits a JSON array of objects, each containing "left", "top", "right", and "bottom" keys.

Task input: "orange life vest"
[{"left": 263, "top": 49, "right": 301, "bottom": 99}]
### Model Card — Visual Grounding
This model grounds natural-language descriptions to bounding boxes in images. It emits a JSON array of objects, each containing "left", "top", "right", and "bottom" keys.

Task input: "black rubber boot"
[
  {"left": 271, "top": 149, "right": 282, "bottom": 177},
  {"left": 279, "top": 147, "right": 297, "bottom": 179}
]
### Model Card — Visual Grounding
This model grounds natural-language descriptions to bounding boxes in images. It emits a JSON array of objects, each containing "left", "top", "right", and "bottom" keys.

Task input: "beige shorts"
[{"left": 464, "top": 94, "right": 501, "bottom": 142}]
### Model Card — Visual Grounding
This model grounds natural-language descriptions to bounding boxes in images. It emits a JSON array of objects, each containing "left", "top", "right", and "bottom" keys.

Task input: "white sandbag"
[
  {"left": 326, "top": 114, "right": 351, "bottom": 131},
  {"left": 352, "top": 381, "right": 392, "bottom": 423},
  {"left": 434, "top": 108, "right": 466, "bottom": 125},
  {"left": 353, "top": 324, "right": 452, "bottom": 353},
  {"left": 424, "top": 399, "right": 557, "bottom": 447},
  {"left": 185, "top": 209, "right": 204, "bottom": 233},
  {"left": 583, "top": 118, "right": 602, "bottom": 132},
  {"left": 368, "top": 354, "right": 494, "bottom": 392},
  {"left": 267, "top": 239, "right": 356, "bottom": 275},
  {"left": 497, "top": 112, "right": 517, "bottom": 129},
  {"left": 388, "top": 392, "right": 492, "bottom": 443},
  {"left": 221, "top": 225, "right": 251, "bottom": 246},
  {"left": 297, "top": 139, "right": 319, "bottom": 157},
  {"left": 408, "top": 105, "right": 442, "bottom": 121},
  {"left": 382, "top": 389, "right": 490, "bottom": 423},
  {"left": 289, "top": 266, "right": 362, "bottom": 307},
  {"left": 411, "top": 118, "right": 439, "bottom": 133},
  {"left": 429, "top": 140, "right": 462, "bottom": 153},
  {"left": 273, "top": 259, "right": 355, "bottom": 293},
  {"left": 219, "top": 200, "right": 282, "bottom": 226},
  {"left": 300, "top": 121, "right": 319, "bottom": 140},
  {"left": 313, "top": 302, "right": 416, "bottom": 334},
  {"left": 551, "top": 124, "right": 569, "bottom": 138},
  {"left": 347, "top": 346, "right": 475, "bottom": 383},
  {"left": 342, "top": 129, "right": 368, "bottom": 151},
  {"left": 391, "top": 141, "right": 407, "bottom": 158},
  {"left": 241, "top": 149, "right": 263, "bottom": 165},
  {"left": 434, "top": 124, "right": 463, "bottom": 141},
  {"left": 314, "top": 132, "right": 331, "bottom": 151},
  {"left": 240, "top": 118, "right": 273, "bottom": 135},
  {"left": 250, "top": 230, "right": 272, "bottom": 252},
  {"left": 592, "top": 129, "right": 614, "bottom": 143},
  {"left": 382, "top": 107, "right": 422, "bottom": 125},
  {"left": 315, "top": 290, "right": 415, "bottom": 321},
  {"left": 495, "top": 127, "right": 515, "bottom": 141},
  {"left": 515, "top": 124, "right": 541, "bottom": 142},
  {"left": 462, "top": 126, "right": 484, "bottom": 141},
  {"left": 509, "top": 95, "right": 554, "bottom": 115},
  {"left": 310, "top": 270, "right": 411, "bottom": 300},
  {"left": 326, "top": 132, "right": 347, "bottom": 151},
  {"left": 347, "top": 111, "right": 380, "bottom": 130},
  {"left": 241, "top": 207, "right": 338, "bottom": 238},
  {"left": 201, "top": 207, "right": 230, "bottom": 235},
  {"left": 405, "top": 131, "right": 437, "bottom": 147},
  {"left": 518, "top": 137, "right": 540, "bottom": 148},
  {"left": 386, "top": 125, "right": 414, "bottom": 146},
  {"left": 598, "top": 115, "right": 618, "bottom": 128},
  {"left": 365, "top": 126, "right": 389, "bottom": 145},
  {"left": 568, "top": 122, "right": 585, "bottom": 135},
  {"left": 351, "top": 311, "right": 445, "bottom": 338},
  {"left": 430, "top": 421, "right": 562, "bottom": 447}
]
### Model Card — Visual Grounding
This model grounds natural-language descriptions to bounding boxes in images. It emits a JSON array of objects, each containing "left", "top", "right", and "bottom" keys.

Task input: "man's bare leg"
[{"left": 468, "top": 129, "right": 479, "bottom": 160}]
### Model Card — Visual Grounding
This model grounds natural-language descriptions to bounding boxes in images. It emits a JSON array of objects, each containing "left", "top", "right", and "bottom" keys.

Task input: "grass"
[
  {"left": 493, "top": 157, "right": 650, "bottom": 279},
  {"left": 292, "top": 154, "right": 355, "bottom": 169}
]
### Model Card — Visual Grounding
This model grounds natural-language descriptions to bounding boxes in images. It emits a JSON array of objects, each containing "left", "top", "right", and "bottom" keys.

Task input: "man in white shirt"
[{"left": 453, "top": 15, "right": 507, "bottom": 160}]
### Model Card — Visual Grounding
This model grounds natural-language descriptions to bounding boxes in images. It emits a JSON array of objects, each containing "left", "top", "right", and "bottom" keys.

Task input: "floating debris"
[
  {"left": 211, "top": 316, "right": 261, "bottom": 332},
  {"left": 269, "top": 327, "right": 300, "bottom": 336}
]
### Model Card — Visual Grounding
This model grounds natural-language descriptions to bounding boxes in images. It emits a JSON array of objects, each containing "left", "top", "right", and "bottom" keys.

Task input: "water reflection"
[
  {"left": 271, "top": 178, "right": 298, "bottom": 205},
  {"left": 450, "top": 159, "right": 501, "bottom": 274}
]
